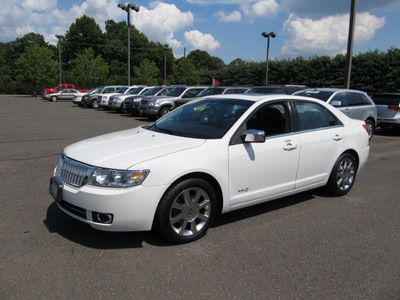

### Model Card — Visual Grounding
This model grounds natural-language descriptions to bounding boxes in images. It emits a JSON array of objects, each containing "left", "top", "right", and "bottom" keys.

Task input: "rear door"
[{"left": 293, "top": 101, "right": 344, "bottom": 188}]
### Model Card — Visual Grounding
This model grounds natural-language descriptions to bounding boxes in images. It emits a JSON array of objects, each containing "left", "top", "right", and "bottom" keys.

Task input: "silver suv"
[
  {"left": 295, "top": 88, "right": 377, "bottom": 138},
  {"left": 372, "top": 93, "right": 400, "bottom": 132},
  {"left": 139, "top": 86, "right": 206, "bottom": 119}
]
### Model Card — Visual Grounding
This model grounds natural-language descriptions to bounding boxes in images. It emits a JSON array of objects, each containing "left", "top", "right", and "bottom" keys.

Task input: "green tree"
[
  {"left": 169, "top": 58, "right": 201, "bottom": 85},
  {"left": 62, "top": 15, "right": 105, "bottom": 64},
  {"left": 15, "top": 44, "right": 58, "bottom": 95},
  {"left": 133, "top": 58, "right": 160, "bottom": 85},
  {"left": 68, "top": 48, "right": 109, "bottom": 88}
]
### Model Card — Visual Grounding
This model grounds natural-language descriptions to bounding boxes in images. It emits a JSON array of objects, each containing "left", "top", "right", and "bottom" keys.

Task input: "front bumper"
[
  {"left": 140, "top": 106, "right": 159, "bottom": 116},
  {"left": 52, "top": 178, "right": 166, "bottom": 232}
]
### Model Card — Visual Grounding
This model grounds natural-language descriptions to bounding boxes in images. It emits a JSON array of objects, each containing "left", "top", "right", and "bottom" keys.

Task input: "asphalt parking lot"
[{"left": 1, "top": 95, "right": 399, "bottom": 299}]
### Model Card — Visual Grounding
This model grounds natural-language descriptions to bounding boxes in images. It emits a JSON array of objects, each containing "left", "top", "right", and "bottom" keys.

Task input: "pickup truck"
[{"left": 42, "top": 84, "right": 88, "bottom": 99}]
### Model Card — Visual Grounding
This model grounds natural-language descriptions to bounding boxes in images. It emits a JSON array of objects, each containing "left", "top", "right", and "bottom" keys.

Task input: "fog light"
[{"left": 92, "top": 212, "right": 113, "bottom": 224}]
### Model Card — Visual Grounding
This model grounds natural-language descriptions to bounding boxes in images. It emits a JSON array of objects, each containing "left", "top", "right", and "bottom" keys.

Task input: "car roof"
[
  {"left": 197, "top": 93, "right": 323, "bottom": 103},
  {"left": 302, "top": 88, "right": 366, "bottom": 93}
]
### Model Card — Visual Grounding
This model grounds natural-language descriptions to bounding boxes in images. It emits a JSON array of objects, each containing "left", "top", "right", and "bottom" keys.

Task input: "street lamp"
[
  {"left": 55, "top": 34, "right": 64, "bottom": 85},
  {"left": 261, "top": 31, "right": 276, "bottom": 85},
  {"left": 118, "top": 3, "right": 140, "bottom": 86},
  {"left": 163, "top": 46, "right": 170, "bottom": 85}
]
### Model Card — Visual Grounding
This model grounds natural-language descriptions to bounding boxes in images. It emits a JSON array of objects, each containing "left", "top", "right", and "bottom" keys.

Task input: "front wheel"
[
  {"left": 51, "top": 96, "right": 57, "bottom": 102},
  {"left": 326, "top": 153, "right": 357, "bottom": 196},
  {"left": 154, "top": 178, "right": 217, "bottom": 244},
  {"left": 91, "top": 99, "right": 99, "bottom": 109},
  {"left": 158, "top": 106, "right": 171, "bottom": 118}
]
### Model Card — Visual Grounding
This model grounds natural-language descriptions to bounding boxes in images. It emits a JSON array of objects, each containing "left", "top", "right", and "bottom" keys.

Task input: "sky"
[{"left": 0, "top": 0, "right": 399, "bottom": 63}]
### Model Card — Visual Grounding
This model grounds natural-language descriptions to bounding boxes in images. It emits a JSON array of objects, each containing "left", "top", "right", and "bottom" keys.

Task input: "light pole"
[
  {"left": 163, "top": 46, "right": 170, "bottom": 85},
  {"left": 344, "top": 0, "right": 357, "bottom": 89},
  {"left": 55, "top": 34, "right": 64, "bottom": 85},
  {"left": 118, "top": 3, "right": 139, "bottom": 86},
  {"left": 262, "top": 32, "right": 276, "bottom": 85}
]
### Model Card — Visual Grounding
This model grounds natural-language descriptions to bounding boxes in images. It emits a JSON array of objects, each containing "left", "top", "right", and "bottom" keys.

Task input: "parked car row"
[{"left": 45, "top": 84, "right": 397, "bottom": 137}]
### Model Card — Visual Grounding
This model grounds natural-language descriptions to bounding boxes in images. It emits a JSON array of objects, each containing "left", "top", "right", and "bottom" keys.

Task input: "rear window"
[{"left": 372, "top": 94, "right": 400, "bottom": 105}]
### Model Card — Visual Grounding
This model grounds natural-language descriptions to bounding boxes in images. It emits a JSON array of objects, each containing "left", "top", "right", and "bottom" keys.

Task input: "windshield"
[
  {"left": 128, "top": 87, "right": 144, "bottom": 94},
  {"left": 294, "top": 90, "right": 334, "bottom": 101},
  {"left": 197, "top": 88, "right": 225, "bottom": 97},
  {"left": 143, "top": 87, "right": 163, "bottom": 96},
  {"left": 246, "top": 87, "right": 286, "bottom": 94},
  {"left": 167, "top": 87, "right": 186, "bottom": 97},
  {"left": 147, "top": 98, "right": 252, "bottom": 139},
  {"left": 116, "top": 87, "right": 129, "bottom": 93}
]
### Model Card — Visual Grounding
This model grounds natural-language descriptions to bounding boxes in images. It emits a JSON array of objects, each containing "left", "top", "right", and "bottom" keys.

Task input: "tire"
[
  {"left": 158, "top": 106, "right": 171, "bottom": 118},
  {"left": 51, "top": 96, "right": 57, "bottom": 102},
  {"left": 365, "top": 119, "right": 375, "bottom": 140},
  {"left": 91, "top": 99, "right": 99, "bottom": 109},
  {"left": 154, "top": 178, "right": 217, "bottom": 244},
  {"left": 326, "top": 153, "right": 357, "bottom": 196}
]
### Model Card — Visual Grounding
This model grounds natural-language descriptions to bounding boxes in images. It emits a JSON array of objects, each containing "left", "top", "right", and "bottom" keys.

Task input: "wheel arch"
[
  {"left": 161, "top": 172, "right": 224, "bottom": 215},
  {"left": 341, "top": 149, "right": 360, "bottom": 171}
]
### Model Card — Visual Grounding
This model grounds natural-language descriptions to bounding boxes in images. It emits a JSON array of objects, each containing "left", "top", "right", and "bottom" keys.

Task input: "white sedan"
[{"left": 49, "top": 94, "right": 370, "bottom": 243}]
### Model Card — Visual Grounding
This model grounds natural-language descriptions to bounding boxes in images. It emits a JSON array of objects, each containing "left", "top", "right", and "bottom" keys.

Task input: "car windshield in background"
[
  {"left": 167, "top": 87, "right": 186, "bottom": 97},
  {"left": 294, "top": 90, "right": 334, "bottom": 101},
  {"left": 143, "top": 87, "right": 163, "bottom": 95},
  {"left": 116, "top": 87, "right": 129, "bottom": 93},
  {"left": 372, "top": 94, "right": 400, "bottom": 105},
  {"left": 197, "top": 88, "right": 225, "bottom": 97},
  {"left": 147, "top": 98, "right": 253, "bottom": 139},
  {"left": 247, "top": 87, "right": 285, "bottom": 94},
  {"left": 129, "top": 87, "right": 144, "bottom": 94}
]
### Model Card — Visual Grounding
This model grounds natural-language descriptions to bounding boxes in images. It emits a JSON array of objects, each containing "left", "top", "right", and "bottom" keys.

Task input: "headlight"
[
  {"left": 88, "top": 168, "right": 150, "bottom": 188},
  {"left": 135, "top": 97, "right": 142, "bottom": 102},
  {"left": 149, "top": 100, "right": 156, "bottom": 106}
]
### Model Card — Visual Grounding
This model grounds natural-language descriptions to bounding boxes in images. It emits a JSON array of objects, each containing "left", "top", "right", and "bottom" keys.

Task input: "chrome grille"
[{"left": 56, "top": 154, "right": 94, "bottom": 187}]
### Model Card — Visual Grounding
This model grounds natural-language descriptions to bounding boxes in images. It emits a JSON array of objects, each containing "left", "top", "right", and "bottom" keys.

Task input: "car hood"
[{"left": 63, "top": 126, "right": 205, "bottom": 170}]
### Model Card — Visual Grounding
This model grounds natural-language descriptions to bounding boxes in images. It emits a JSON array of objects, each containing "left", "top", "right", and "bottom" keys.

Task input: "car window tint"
[
  {"left": 347, "top": 93, "right": 362, "bottom": 106},
  {"left": 246, "top": 103, "right": 290, "bottom": 136},
  {"left": 295, "top": 102, "right": 339, "bottom": 131},
  {"left": 372, "top": 94, "right": 400, "bottom": 105},
  {"left": 359, "top": 94, "right": 372, "bottom": 105},
  {"left": 150, "top": 99, "right": 252, "bottom": 139}
]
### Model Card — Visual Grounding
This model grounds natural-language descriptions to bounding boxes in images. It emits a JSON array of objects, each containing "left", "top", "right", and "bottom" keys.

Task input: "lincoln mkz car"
[{"left": 50, "top": 94, "right": 370, "bottom": 244}]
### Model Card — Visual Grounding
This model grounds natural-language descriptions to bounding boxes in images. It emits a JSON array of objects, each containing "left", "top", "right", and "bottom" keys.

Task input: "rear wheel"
[
  {"left": 365, "top": 119, "right": 375, "bottom": 140},
  {"left": 154, "top": 178, "right": 217, "bottom": 244},
  {"left": 326, "top": 153, "right": 357, "bottom": 196}
]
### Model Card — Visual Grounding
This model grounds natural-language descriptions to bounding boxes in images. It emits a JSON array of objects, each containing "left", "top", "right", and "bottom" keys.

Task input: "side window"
[
  {"left": 295, "top": 102, "right": 339, "bottom": 131},
  {"left": 359, "top": 94, "right": 372, "bottom": 105},
  {"left": 247, "top": 103, "right": 290, "bottom": 136},
  {"left": 67, "top": 85, "right": 73, "bottom": 89},
  {"left": 331, "top": 93, "right": 348, "bottom": 107},
  {"left": 347, "top": 93, "right": 362, "bottom": 106}
]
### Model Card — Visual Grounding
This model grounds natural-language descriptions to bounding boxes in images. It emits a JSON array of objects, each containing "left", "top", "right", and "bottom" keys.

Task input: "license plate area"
[{"left": 49, "top": 176, "right": 64, "bottom": 203}]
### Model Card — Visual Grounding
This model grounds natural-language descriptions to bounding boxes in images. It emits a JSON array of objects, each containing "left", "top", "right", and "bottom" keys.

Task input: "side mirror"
[{"left": 240, "top": 130, "right": 266, "bottom": 143}]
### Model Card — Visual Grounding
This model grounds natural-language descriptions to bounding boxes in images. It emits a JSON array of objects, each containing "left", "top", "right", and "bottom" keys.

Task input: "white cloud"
[
  {"left": 132, "top": 3, "right": 194, "bottom": 49},
  {"left": 281, "top": 12, "right": 386, "bottom": 57},
  {"left": 241, "top": 0, "right": 281, "bottom": 20},
  {"left": 215, "top": 10, "right": 242, "bottom": 22},
  {"left": 184, "top": 30, "right": 221, "bottom": 52}
]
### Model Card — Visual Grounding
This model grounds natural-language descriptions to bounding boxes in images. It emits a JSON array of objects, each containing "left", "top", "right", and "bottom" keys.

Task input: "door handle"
[
  {"left": 333, "top": 134, "right": 343, "bottom": 141},
  {"left": 283, "top": 143, "right": 298, "bottom": 151}
]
